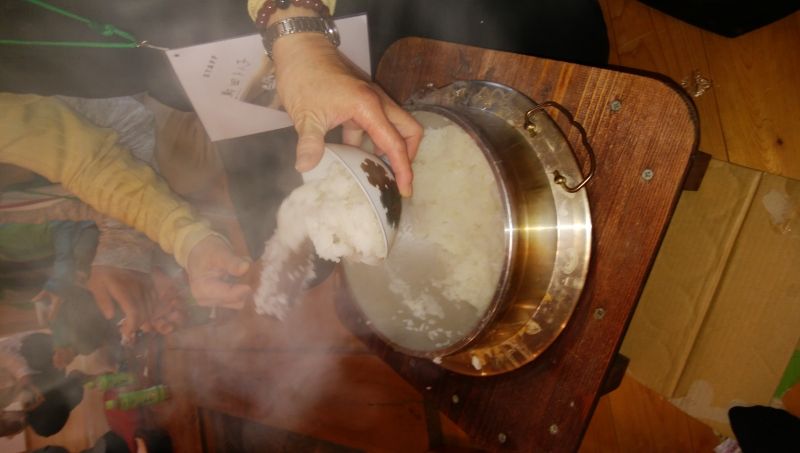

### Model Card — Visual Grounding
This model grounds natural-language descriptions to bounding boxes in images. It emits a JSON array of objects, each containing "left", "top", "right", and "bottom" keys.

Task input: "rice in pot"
[
  {"left": 398, "top": 122, "right": 505, "bottom": 314},
  {"left": 347, "top": 113, "right": 506, "bottom": 352}
]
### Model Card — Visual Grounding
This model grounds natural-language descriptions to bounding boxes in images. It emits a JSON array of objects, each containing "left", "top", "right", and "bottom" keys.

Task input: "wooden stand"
[{"left": 157, "top": 38, "right": 698, "bottom": 453}]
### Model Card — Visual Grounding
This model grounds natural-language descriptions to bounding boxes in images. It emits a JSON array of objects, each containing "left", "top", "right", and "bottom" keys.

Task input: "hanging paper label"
[{"left": 166, "top": 14, "right": 370, "bottom": 142}]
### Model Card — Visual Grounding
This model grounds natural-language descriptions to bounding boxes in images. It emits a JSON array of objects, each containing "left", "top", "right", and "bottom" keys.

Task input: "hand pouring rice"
[
  {"left": 253, "top": 147, "right": 394, "bottom": 319},
  {"left": 254, "top": 81, "right": 594, "bottom": 377}
]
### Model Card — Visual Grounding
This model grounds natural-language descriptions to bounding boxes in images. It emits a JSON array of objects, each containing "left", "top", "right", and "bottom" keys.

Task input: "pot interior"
[
  {"left": 343, "top": 108, "right": 513, "bottom": 356},
  {"left": 343, "top": 81, "right": 591, "bottom": 375}
]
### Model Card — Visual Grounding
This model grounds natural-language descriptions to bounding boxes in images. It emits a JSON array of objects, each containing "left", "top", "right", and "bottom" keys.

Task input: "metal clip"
[{"left": 137, "top": 40, "right": 169, "bottom": 51}]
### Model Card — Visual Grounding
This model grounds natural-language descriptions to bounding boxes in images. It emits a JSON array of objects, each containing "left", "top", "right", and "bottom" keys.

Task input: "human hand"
[
  {"left": 87, "top": 266, "right": 156, "bottom": 344},
  {"left": 146, "top": 267, "right": 189, "bottom": 335},
  {"left": 186, "top": 235, "right": 252, "bottom": 309},
  {"left": 272, "top": 32, "right": 423, "bottom": 197},
  {"left": 32, "top": 289, "right": 63, "bottom": 322},
  {"left": 17, "top": 382, "right": 44, "bottom": 411}
]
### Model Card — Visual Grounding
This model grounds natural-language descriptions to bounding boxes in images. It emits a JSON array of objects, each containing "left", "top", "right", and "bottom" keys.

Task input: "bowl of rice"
[{"left": 341, "top": 81, "right": 593, "bottom": 376}]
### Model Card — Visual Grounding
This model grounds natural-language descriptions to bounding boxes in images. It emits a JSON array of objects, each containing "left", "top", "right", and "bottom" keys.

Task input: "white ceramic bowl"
[{"left": 301, "top": 143, "right": 401, "bottom": 255}]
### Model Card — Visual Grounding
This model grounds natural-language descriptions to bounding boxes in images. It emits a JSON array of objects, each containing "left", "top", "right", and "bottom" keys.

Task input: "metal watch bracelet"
[{"left": 261, "top": 16, "right": 341, "bottom": 59}]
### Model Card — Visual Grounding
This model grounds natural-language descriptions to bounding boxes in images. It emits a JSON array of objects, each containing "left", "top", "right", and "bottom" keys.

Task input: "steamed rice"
[
  {"left": 388, "top": 122, "right": 504, "bottom": 317},
  {"left": 276, "top": 161, "right": 385, "bottom": 264},
  {"left": 254, "top": 160, "right": 385, "bottom": 318}
]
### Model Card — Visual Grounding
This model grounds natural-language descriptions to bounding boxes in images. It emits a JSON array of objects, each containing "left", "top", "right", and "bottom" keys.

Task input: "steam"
[{"left": 162, "top": 284, "right": 348, "bottom": 441}]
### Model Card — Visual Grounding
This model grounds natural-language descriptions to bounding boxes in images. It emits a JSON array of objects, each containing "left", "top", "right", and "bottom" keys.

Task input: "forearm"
[
  {"left": 93, "top": 219, "right": 155, "bottom": 274},
  {"left": 0, "top": 199, "right": 104, "bottom": 225},
  {"left": 0, "top": 94, "right": 217, "bottom": 267}
]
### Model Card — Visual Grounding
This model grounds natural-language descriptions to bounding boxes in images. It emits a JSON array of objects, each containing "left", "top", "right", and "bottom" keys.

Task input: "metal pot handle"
[{"left": 524, "top": 101, "right": 596, "bottom": 193}]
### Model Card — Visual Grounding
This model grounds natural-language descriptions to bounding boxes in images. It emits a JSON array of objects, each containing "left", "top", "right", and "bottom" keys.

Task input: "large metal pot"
[{"left": 343, "top": 81, "right": 593, "bottom": 376}]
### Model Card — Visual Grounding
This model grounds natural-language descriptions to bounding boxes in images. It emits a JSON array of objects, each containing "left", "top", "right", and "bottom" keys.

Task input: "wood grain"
[
  {"left": 703, "top": 11, "right": 800, "bottom": 179},
  {"left": 600, "top": 0, "right": 728, "bottom": 163},
  {"left": 609, "top": 374, "right": 719, "bottom": 452},
  {"left": 148, "top": 352, "right": 205, "bottom": 453},
  {"left": 161, "top": 275, "right": 452, "bottom": 452},
  {"left": 579, "top": 375, "right": 722, "bottom": 452},
  {"left": 332, "top": 37, "right": 699, "bottom": 452},
  {"left": 579, "top": 395, "right": 620, "bottom": 453},
  {"left": 601, "top": 1, "right": 800, "bottom": 181}
]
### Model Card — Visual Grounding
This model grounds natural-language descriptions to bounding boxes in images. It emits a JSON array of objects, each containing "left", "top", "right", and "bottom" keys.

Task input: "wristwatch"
[{"left": 261, "top": 16, "right": 341, "bottom": 59}]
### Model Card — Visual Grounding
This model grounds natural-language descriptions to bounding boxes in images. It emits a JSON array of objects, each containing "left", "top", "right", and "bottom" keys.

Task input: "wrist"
[
  {"left": 273, "top": 31, "right": 335, "bottom": 68},
  {"left": 256, "top": 0, "right": 338, "bottom": 60},
  {"left": 186, "top": 233, "right": 231, "bottom": 274},
  {"left": 268, "top": 5, "right": 320, "bottom": 25},
  {"left": 263, "top": 15, "right": 340, "bottom": 60}
]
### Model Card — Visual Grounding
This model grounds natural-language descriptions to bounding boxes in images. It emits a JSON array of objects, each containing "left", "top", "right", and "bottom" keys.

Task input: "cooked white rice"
[
  {"left": 254, "top": 160, "right": 386, "bottom": 318},
  {"left": 284, "top": 161, "right": 385, "bottom": 264},
  {"left": 389, "top": 122, "right": 504, "bottom": 317}
]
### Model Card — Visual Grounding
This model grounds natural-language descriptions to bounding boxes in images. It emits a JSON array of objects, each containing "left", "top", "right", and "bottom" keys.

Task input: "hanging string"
[{"left": 0, "top": 0, "right": 164, "bottom": 50}]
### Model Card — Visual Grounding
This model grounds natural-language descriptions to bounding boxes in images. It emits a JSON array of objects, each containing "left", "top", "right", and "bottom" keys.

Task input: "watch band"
[{"left": 261, "top": 16, "right": 341, "bottom": 59}]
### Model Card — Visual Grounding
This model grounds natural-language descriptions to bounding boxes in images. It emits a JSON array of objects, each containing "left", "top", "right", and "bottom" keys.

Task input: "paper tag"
[{"left": 167, "top": 14, "right": 370, "bottom": 142}]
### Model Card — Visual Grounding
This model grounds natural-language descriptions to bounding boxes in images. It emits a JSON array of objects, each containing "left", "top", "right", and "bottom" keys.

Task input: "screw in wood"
[
  {"left": 610, "top": 99, "right": 622, "bottom": 112},
  {"left": 594, "top": 308, "right": 606, "bottom": 320}
]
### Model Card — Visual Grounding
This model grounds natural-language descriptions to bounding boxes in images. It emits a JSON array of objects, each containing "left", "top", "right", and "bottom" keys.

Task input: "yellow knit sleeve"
[
  {"left": 247, "top": 0, "right": 336, "bottom": 21},
  {"left": 0, "top": 93, "right": 217, "bottom": 268}
]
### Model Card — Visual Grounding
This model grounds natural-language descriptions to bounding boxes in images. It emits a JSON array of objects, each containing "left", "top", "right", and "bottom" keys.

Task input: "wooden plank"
[
  {"left": 165, "top": 274, "right": 369, "bottom": 354},
  {"left": 199, "top": 410, "right": 361, "bottom": 453},
  {"left": 149, "top": 352, "right": 205, "bottom": 453},
  {"left": 578, "top": 393, "right": 620, "bottom": 453},
  {"left": 349, "top": 37, "right": 698, "bottom": 452},
  {"left": 603, "top": 0, "right": 728, "bottom": 162},
  {"left": 166, "top": 348, "right": 433, "bottom": 452},
  {"left": 703, "top": 11, "right": 800, "bottom": 180},
  {"left": 580, "top": 374, "right": 721, "bottom": 452},
  {"left": 606, "top": 374, "right": 719, "bottom": 452},
  {"left": 598, "top": 0, "right": 620, "bottom": 66},
  {"left": 162, "top": 275, "right": 441, "bottom": 452}
]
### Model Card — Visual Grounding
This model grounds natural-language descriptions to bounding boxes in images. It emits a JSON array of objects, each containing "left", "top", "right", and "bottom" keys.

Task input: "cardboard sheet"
[{"left": 621, "top": 159, "right": 800, "bottom": 435}]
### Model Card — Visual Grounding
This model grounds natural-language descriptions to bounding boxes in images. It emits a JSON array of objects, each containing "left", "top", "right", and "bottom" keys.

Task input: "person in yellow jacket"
[
  {"left": 0, "top": 93, "right": 252, "bottom": 310},
  {"left": 0, "top": 0, "right": 420, "bottom": 321}
]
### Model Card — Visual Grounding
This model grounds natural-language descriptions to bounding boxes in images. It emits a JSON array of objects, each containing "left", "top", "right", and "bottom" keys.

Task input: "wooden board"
[
  {"left": 330, "top": 37, "right": 699, "bottom": 452},
  {"left": 602, "top": 0, "right": 800, "bottom": 181},
  {"left": 579, "top": 374, "right": 720, "bottom": 452},
  {"left": 601, "top": 0, "right": 728, "bottom": 162},
  {"left": 160, "top": 276, "right": 472, "bottom": 452},
  {"left": 704, "top": 12, "right": 800, "bottom": 179}
]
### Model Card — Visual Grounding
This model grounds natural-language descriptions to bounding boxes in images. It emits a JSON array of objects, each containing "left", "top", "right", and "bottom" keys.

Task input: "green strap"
[
  {"left": 0, "top": 39, "right": 138, "bottom": 48},
  {"left": 0, "top": 0, "right": 142, "bottom": 49}
]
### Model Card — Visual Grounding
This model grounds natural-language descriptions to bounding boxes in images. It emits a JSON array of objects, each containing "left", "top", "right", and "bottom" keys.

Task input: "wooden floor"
[
  {"left": 580, "top": 373, "right": 721, "bottom": 452},
  {"left": 600, "top": 0, "right": 800, "bottom": 180},
  {"left": 579, "top": 1, "right": 799, "bottom": 451}
]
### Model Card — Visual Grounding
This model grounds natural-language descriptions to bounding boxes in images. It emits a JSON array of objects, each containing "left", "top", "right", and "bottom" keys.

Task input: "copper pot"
[{"left": 343, "top": 81, "right": 593, "bottom": 376}]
